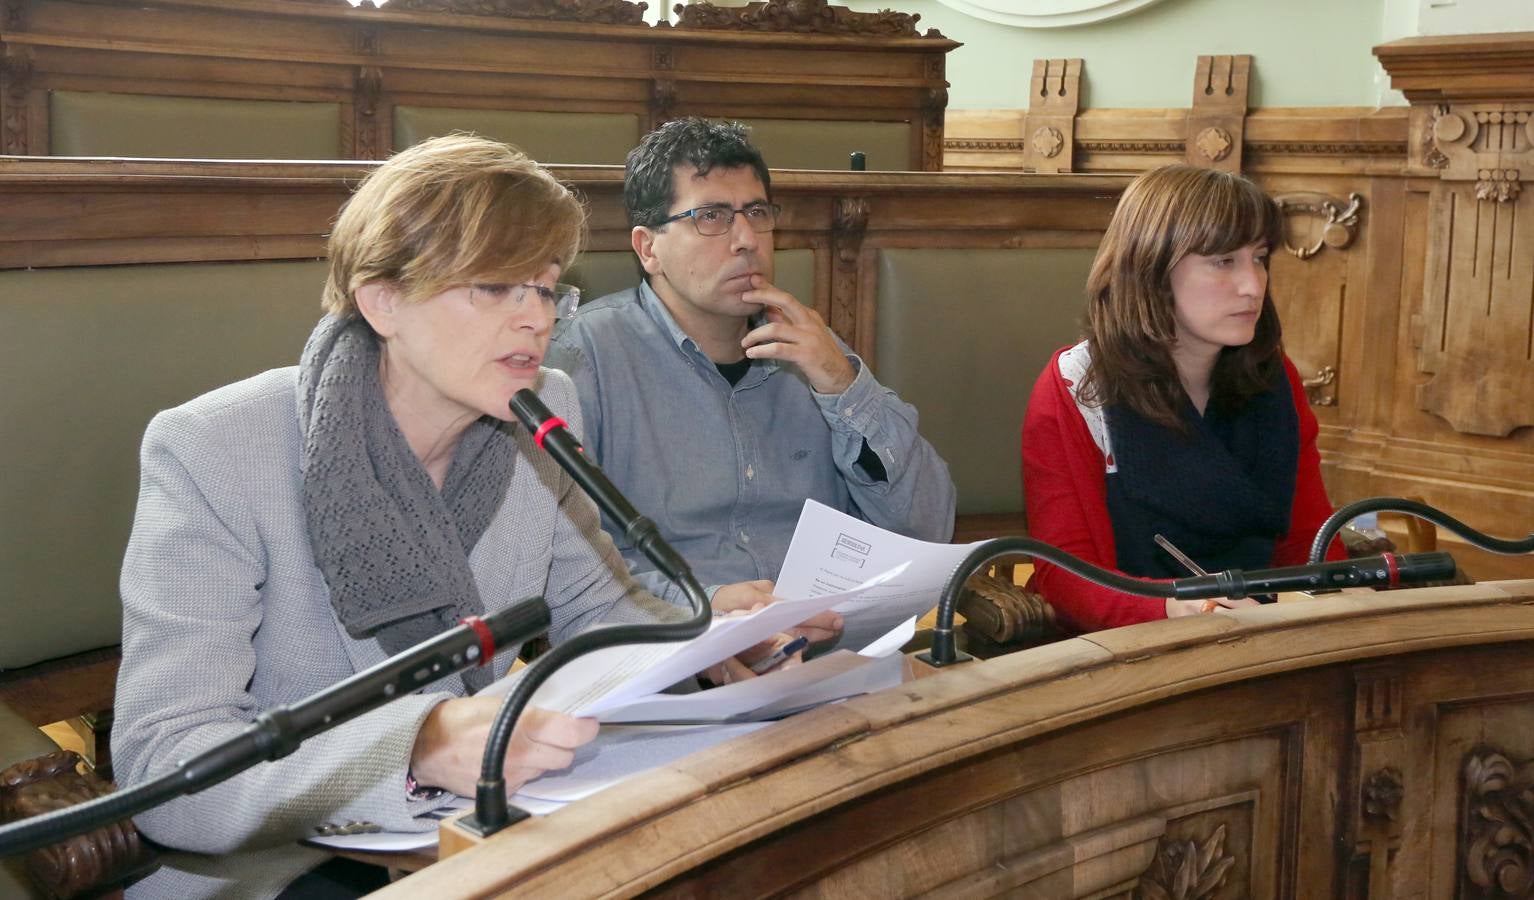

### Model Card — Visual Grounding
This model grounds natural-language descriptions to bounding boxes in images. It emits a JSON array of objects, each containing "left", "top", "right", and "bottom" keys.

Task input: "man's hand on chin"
[{"left": 739, "top": 276, "right": 857, "bottom": 394}]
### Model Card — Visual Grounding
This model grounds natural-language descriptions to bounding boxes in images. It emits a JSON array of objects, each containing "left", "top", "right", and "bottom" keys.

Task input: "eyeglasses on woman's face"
[{"left": 466, "top": 282, "right": 580, "bottom": 319}]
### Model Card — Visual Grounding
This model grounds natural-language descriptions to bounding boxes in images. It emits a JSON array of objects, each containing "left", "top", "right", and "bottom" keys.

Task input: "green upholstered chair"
[
  {"left": 0, "top": 261, "right": 329, "bottom": 736},
  {"left": 873, "top": 247, "right": 1096, "bottom": 528},
  {"left": 49, "top": 92, "right": 341, "bottom": 159},
  {"left": 730, "top": 118, "right": 913, "bottom": 171},
  {"left": 393, "top": 107, "right": 640, "bottom": 165}
]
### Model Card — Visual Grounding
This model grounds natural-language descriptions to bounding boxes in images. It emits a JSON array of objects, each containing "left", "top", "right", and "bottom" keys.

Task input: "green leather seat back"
[
  {"left": 49, "top": 92, "right": 340, "bottom": 159},
  {"left": 873, "top": 248, "right": 1095, "bottom": 517},
  {"left": 731, "top": 118, "right": 913, "bottom": 171},
  {"left": 0, "top": 261, "right": 327, "bottom": 670},
  {"left": 393, "top": 107, "right": 640, "bottom": 165}
]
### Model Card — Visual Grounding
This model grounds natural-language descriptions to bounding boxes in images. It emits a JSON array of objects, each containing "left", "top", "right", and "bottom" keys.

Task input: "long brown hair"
[{"left": 1080, "top": 165, "right": 1285, "bottom": 429}]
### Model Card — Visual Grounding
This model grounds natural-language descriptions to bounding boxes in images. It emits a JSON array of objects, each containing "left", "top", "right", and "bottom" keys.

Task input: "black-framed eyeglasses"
[
  {"left": 466, "top": 282, "right": 580, "bottom": 319},
  {"left": 657, "top": 203, "right": 781, "bottom": 237}
]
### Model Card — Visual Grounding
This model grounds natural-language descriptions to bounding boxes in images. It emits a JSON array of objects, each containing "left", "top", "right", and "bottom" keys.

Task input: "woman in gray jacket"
[{"left": 111, "top": 134, "right": 729, "bottom": 898}]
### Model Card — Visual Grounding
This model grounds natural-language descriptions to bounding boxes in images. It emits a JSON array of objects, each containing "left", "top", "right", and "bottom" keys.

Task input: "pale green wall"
[{"left": 843, "top": 0, "right": 1391, "bottom": 110}]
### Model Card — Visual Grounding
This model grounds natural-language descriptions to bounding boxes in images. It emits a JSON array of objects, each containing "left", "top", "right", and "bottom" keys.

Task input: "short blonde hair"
[{"left": 323, "top": 133, "right": 586, "bottom": 318}]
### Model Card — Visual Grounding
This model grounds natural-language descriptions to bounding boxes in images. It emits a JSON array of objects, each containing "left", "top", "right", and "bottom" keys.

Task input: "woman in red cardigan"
[{"left": 1022, "top": 165, "right": 1345, "bottom": 634}]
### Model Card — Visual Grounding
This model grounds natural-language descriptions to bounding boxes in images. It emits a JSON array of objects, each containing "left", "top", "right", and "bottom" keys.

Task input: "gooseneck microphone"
[
  {"left": 1308, "top": 496, "right": 1534, "bottom": 565},
  {"left": 1167, "top": 552, "right": 1456, "bottom": 598},
  {"left": 510, "top": 391, "right": 690, "bottom": 584},
  {"left": 461, "top": 389, "right": 712, "bottom": 837},
  {"left": 0, "top": 599, "right": 551, "bottom": 859},
  {"left": 919, "top": 537, "right": 1459, "bottom": 667}
]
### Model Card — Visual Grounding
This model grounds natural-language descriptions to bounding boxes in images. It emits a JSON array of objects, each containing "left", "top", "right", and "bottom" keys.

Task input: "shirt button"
[
  {"left": 745, "top": 466, "right": 755, "bottom": 480},
  {"left": 843, "top": 406, "right": 855, "bottom": 416}
]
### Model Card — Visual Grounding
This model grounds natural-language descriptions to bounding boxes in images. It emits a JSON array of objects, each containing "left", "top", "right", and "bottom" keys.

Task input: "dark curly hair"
[{"left": 624, "top": 118, "right": 771, "bottom": 229}]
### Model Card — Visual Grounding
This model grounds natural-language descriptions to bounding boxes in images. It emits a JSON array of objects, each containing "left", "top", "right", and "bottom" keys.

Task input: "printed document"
[{"left": 776, "top": 500, "right": 980, "bottom": 650}]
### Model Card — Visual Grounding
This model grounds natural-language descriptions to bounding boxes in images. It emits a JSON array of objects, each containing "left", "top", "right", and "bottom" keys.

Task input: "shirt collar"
[{"left": 637, "top": 280, "right": 776, "bottom": 374}]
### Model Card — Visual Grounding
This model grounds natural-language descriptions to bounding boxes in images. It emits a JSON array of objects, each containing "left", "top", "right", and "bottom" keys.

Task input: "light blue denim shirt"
[{"left": 546, "top": 281, "right": 956, "bottom": 603}]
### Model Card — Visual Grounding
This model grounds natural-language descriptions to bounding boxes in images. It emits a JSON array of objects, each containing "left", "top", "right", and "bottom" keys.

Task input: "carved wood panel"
[
  {"left": 1416, "top": 103, "right": 1534, "bottom": 437},
  {"left": 1267, "top": 189, "right": 1361, "bottom": 410}
]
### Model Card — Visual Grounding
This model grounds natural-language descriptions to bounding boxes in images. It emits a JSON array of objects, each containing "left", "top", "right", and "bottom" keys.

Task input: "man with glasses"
[{"left": 548, "top": 119, "right": 955, "bottom": 632}]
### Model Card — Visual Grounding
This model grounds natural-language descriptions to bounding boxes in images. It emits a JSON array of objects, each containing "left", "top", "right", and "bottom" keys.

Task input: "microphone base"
[
  {"left": 456, "top": 804, "right": 532, "bottom": 839},
  {"left": 915, "top": 648, "right": 974, "bottom": 668}
]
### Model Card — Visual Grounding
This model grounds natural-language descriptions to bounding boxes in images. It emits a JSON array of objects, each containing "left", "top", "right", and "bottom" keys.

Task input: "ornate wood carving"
[
  {"left": 1273, "top": 191, "right": 1362, "bottom": 261},
  {"left": 1022, "top": 58, "right": 1080, "bottom": 175},
  {"left": 0, "top": 750, "right": 159, "bottom": 897},
  {"left": 1354, "top": 668, "right": 1403, "bottom": 734},
  {"left": 0, "top": 50, "right": 33, "bottom": 157},
  {"left": 921, "top": 85, "right": 947, "bottom": 172},
  {"left": 2, "top": 0, "right": 27, "bottom": 32},
  {"left": 1413, "top": 103, "right": 1534, "bottom": 436},
  {"left": 673, "top": 0, "right": 936, "bottom": 37},
  {"left": 392, "top": 0, "right": 648, "bottom": 25},
  {"left": 1362, "top": 767, "right": 1403, "bottom": 823},
  {"left": 1137, "top": 823, "right": 1236, "bottom": 900},
  {"left": 1185, "top": 55, "right": 1249, "bottom": 173},
  {"left": 829, "top": 195, "right": 868, "bottom": 346},
  {"left": 353, "top": 66, "right": 384, "bottom": 160},
  {"left": 1462, "top": 747, "right": 1534, "bottom": 897},
  {"left": 651, "top": 78, "right": 677, "bottom": 122},
  {"left": 355, "top": 23, "right": 380, "bottom": 56}
]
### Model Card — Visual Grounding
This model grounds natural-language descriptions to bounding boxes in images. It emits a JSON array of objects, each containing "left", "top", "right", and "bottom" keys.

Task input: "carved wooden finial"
[
  {"left": 1022, "top": 58, "right": 1080, "bottom": 174},
  {"left": 1185, "top": 54, "right": 1250, "bottom": 172}
]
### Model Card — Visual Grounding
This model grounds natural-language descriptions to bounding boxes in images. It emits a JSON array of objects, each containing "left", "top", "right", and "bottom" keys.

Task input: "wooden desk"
[{"left": 370, "top": 580, "right": 1534, "bottom": 898}]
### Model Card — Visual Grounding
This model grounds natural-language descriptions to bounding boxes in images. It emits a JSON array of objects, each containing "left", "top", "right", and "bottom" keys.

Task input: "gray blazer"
[{"left": 113, "top": 366, "right": 663, "bottom": 899}]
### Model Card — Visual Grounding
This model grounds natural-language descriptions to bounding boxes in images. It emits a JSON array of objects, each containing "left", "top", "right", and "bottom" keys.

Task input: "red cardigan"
[{"left": 1021, "top": 346, "right": 1344, "bottom": 634}]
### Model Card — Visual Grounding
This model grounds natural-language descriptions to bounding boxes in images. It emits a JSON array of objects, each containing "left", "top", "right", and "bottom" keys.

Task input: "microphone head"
[{"left": 509, "top": 388, "right": 552, "bottom": 433}]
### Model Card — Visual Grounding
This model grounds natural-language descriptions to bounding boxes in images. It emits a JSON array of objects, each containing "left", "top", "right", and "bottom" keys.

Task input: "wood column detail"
[
  {"left": 1185, "top": 55, "right": 1250, "bottom": 172},
  {"left": 1022, "top": 58, "right": 1080, "bottom": 174}
]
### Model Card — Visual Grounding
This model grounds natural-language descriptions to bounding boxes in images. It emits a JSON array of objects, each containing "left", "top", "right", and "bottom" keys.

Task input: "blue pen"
[{"left": 749, "top": 635, "right": 809, "bottom": 675}]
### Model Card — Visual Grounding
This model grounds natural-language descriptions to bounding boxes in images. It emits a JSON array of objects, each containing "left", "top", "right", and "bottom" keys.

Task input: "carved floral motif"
[
  {"left": 391, "top": 0, "right": 649, "bottom": 25},
  {"left": 1030, "top": 126, "right": 1063, "bottom": 159},
  {"left": 1475, "top": 168, "right": 1522, "bottom": 203},
  {"left": 1138, "top": 823, "right": 1236, "bottom": 900},
  {"left": 1363, "top": 767, "right": 1404, "bottom": 822},
  {"left": 1462, "top": 748, "right": 1534, "bottom": 897},
  {"left": 674, "top": 0, "right": 938, "bottom": 38},
  {"left": 1194, "top": 126, "right": 1233, "bottom": 162}
]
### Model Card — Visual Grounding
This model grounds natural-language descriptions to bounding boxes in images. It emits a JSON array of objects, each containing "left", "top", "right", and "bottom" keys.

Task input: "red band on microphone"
[
  {"left": 1383, "top": 552, "right": 1401, "bottom": 588},
  {"left": 460, "top": 615, "right": 496, "bottom": 667},
  {"left": 532, "top": 416, "right": 568, "bottom": 451}
]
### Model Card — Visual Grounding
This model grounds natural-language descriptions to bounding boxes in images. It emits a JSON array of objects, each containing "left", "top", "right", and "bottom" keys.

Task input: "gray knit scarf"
[{"left": 297, "top": 315, "right": 515, "bottom": 691}]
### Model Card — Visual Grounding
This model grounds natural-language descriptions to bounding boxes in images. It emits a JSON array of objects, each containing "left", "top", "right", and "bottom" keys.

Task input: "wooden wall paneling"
[
  {"left": 1185, "top": 54, "right": 1250, "bottom": 172},
  {"left": 0, "top": 0, "right": 957, "bottom": 161},
  {"left": 1021, "top": 58, "right": 1080, "bottom": 175}
]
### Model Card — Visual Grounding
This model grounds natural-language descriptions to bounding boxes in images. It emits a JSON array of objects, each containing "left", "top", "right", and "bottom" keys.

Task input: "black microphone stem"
[
  {"left": 918, "top": 537, "right": 1456, "bottom": 668},
  {"left": 1308, "top": 496, "right": 1534, "bottom": 564},
  {"left": 463, "top": 390, "right": 712, "bottom": 837},
  {"left": 0, "top": 598, "right": 551, "bottom": 859}
]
